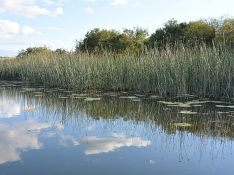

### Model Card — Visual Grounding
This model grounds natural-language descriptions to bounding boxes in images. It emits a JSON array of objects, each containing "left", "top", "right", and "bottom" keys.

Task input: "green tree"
[
  {"left": 17, "top": 47, "right": 51, "bottom": 58},
  {"left": 146, "top": 19, "right": 187, "bottom": 48},
  {"left": 184, "top": 21, "right": 215, "bottom": 45},
  {"left": 77, "top": 28, "right": 120, "bottom": 52},
  {"left": 220, "top": 19, "right": 234, "bottom": 44},
  {"left": 123, "top": 27, "right": 148, "bottom": 51},
  {"left": 76, "top": 28, "right": 147, "bottom": 53},
  {"left": 54, "top": 48, "right": 68, "bottom": 55}
]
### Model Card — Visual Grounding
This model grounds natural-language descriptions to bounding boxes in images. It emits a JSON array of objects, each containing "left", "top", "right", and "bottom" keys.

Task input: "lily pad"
[
  {"left": 84, "top": 97, "right": 101, "bottom": 101},
  {"left": 179, "top": 110, "right": 197, "bottom": 114},
  {"left": 119, "top": 96, "right": 138, "bottom": 99},
  {"left": 34, "top": 95, "right": 43, "bottom": 97},
  {"left": 158, "top": 101, "right": 179, "bottom": 105},
  {"left": 216, "top": 105, "right": 234, "bottom": 108},
  {"left": 168, "top": 103, "right": 191, "bottom": 108},
  {"left": 173, "top": 123, "right": 192, "bottom": 127},
  {"left": 132, "top": 99, "right": 141, "bottom": 102},
  {"left": 149, "top": 95, "right": 161, "bottom": 99}
]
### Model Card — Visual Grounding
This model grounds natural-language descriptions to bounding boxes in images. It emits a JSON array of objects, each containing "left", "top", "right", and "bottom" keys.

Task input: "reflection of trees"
[
  {"left": 2, "top": 85, "right": 234, "bottom": 162},
  {"left": 14, "top": 88, "right": 233, "bottom": 139},
  {"left": 33, "top": 93, "right": 234, "bottom": 161},
  {"left": 2, "top": 84, "right": 234, "bottom": 139}
]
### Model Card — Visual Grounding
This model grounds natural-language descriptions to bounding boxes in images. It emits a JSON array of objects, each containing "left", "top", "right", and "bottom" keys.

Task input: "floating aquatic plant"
[
  {"left": 84, "top": 97, "right": 101, "bottom": 101},
  {"left": 172, "top": 123, "right": 192, "bottom": 127},
  {"left": 179, "top": 110, "right": 197, "bottom": 114}
]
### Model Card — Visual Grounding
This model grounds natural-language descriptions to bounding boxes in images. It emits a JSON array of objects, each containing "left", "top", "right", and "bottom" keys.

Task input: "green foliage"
[
  {"left": 54, "top": 48, "right": 68, "bottom": 55},
  {"left": 185, "top": 21, "right": 215, "bottom": 45},
  {"left": 15, "top": 17, "right": 234, "bottom": 58},
  {"left": 123, "top": 27, "right": 148, "bottom": 51},
  {"left": 147, "top": 19, "right": 219, "bottom": 48},
  {"left": 221, "top": 19, "right": 234, "bottom": 44},
  {"left": 146, "top": 19, "right": 187, "bottom": 48},
  {"left": 17, "top": 47, "right": 51, "bottom": 58},
  {"left": 76, "top": 28, "right": 148, "bottom": 53},
  {"left": 1, "top": 17, "right": 234, "bottom": 98}
]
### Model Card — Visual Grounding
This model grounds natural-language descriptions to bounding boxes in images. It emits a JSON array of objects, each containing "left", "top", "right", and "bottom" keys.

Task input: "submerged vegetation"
[{"left": 0, "top": 17, "right": 234, "bottom": 98}]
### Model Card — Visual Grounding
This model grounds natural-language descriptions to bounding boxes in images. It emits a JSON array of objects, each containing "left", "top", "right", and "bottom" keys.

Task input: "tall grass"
[{"left": 0, "top": 45, "right": 234, "bottom": 98}]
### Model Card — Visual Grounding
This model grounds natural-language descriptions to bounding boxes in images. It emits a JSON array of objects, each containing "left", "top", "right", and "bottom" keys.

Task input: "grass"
[{"left": 0, "top": 45, "right": 234, "bottom": 98}]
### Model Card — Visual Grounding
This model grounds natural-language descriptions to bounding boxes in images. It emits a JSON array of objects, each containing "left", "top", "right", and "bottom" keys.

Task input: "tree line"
[{"left": 17, "top": 17, "right": 234, "bottom": 57}]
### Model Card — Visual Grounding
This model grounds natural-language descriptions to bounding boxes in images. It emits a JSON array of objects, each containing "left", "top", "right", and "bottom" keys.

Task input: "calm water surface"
[{"left": 0, "top": 81, "right": 234, "bottom": 175}]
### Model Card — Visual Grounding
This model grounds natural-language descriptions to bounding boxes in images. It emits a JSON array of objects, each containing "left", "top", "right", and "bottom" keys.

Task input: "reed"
[{"left": 0, "top": 45, "right": 234, "bottom": 98}]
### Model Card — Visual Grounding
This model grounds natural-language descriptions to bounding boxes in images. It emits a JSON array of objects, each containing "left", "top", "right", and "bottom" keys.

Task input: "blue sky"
[{"left": 0, "top": 0, "right": 233, "bottom": 56}]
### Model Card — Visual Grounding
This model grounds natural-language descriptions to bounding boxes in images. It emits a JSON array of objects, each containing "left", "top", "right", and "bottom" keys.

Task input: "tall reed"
[{"left": 0, "top": 45, "right": 234, "bottom": 98}]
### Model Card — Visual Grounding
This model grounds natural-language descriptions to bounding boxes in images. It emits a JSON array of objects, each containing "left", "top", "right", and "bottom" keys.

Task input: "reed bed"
[{"left": 0, "top": 45, "right": 234, "bottom": 98}]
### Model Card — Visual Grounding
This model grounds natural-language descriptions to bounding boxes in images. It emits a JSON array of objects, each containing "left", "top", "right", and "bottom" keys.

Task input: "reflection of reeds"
[
  {"left": 1, "top": 86, "right": 233, "bottom": 161},
  {"left": 0, "top": 45, "right": 234, "bottom": 98},
  {"left": 2, "top": 85, "right": 233, "bottom": 139}
]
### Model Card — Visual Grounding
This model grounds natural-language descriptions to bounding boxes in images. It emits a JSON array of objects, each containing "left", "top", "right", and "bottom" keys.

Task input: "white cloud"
[
  {"left": 0, "top": 19, "right": 41, "bottom": 38},
  {"left": 0, "top": 120, "right": 50, "bottom": 164},
  {"left": 0, "top": 95, "right": 21, "bottom": 117},
  {"left": 43, "top": 0, "right": 55, "bottom": 5},
  {"left": 134, "top": 0, "right": 142, "bottom": 6},
  {"left": 111, "top": 0, "right": 128, "bottom": 6},
  {"left": 84, "top": 7, "right": 94, "bottom": 14},
  {"left": 44, "top": 0, "right": 69, "bottom": 5},
  {"left": 0, "top": 20, "right": 20, "bottom": 38},
  {"left": 0, "top": 0, "right": 64, "bottom": 18},
  {"left": 22, "top": 26, "right": 42, "bottom": 35},
  {"left": 54, "top": 7, "right": 64, "bottom": 16}
]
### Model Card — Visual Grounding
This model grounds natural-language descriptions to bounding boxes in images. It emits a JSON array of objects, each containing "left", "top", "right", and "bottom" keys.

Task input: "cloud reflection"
[
  {"left": 81, "top": 134, "right": 151, "bottom": 155},
  {"left": 0, "top": 96, "right": 21, "bottom": 117},
  {"left": 0, "top": 120, "right": 50, "bottom": 164},
  {"left": 59, "top": 133, "right": 151, "bottom": 155}
]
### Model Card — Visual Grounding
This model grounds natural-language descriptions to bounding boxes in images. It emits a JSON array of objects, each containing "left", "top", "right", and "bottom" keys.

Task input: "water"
[{"left": 0, "top": 81, "right": 234, "bottom": 175}]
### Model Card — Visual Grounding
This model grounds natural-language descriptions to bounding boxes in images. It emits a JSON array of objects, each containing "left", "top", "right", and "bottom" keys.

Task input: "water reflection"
[
  {"left": 81, "top": 134, "right": 151, "bottom": 155},
  {"left": 2, "top": 83, "right": 234, "bottom": 139},
  {"left": 58, "top": 133, "right": 151, "bottom": 155},
  {"left": 0, "top": 82, "right": 234, "bottom": 175},
  {"left": 0, "top": 94, "right": 21, "bottom": 117},
  {"left": 34, "top": 93, "right": 234, "bottom": 139},
  {"left": 0, "top": 120, "right": 50, "bottom": 164}
]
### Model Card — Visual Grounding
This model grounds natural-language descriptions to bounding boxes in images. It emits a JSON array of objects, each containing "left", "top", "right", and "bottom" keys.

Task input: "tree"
[
  {"left": 17, "top": 47, "right": 51, "bottom": 58},
  {"left": 206, "top": 17, "right": 233, "bottom": 43},
  {"left": 220, "top": 19, "right": 234, "bottom": 44},
  {"left": 76, "top": 28, "right": 148, "bottom": 53},
  {"left": 184, "top": 21, "right": 215, "bottom": 45},
  {"left": 76, "top": 28, "right": 120, "bottom": 52},
  {"left": 146, "top": 19, "right": 187, "bottom": 48},
  {"left": 54, "top": 48, "right": 68, "bottom": 55},
  {"left": 123, "top": 27, "right": 148, "bottom": 52}
]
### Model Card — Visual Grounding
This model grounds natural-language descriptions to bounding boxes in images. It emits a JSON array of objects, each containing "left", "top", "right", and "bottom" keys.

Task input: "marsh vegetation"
[
  {"left": 0, "top": 17, "right": 234, "bottom": 98},
  {"left": 0, "top": 44, "right": 234, "bottom": 98}
]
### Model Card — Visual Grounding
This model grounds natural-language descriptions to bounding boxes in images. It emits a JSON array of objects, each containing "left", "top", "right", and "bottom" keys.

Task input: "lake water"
[{"left": 0, "top": 81, "right": 234, "bottom": 175}]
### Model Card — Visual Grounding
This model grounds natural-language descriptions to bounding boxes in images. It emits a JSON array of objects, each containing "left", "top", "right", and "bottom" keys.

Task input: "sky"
[{"left": 0, "top": 0, "right": 233, "bottom": 56}]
